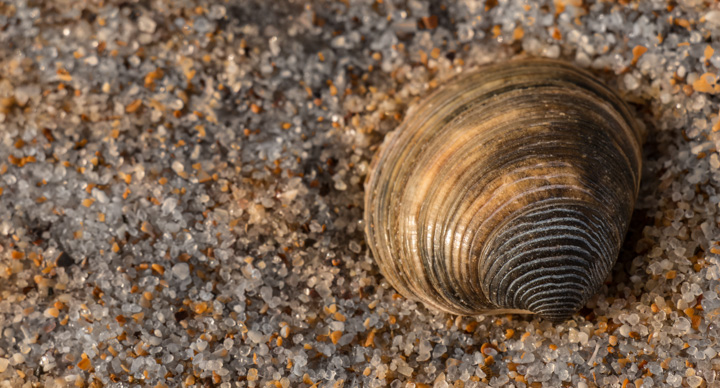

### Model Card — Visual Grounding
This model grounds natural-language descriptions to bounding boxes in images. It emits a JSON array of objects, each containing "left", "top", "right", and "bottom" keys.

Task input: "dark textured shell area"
[{"left": 364, "top": 59, "right": 643, "bottom": 322}]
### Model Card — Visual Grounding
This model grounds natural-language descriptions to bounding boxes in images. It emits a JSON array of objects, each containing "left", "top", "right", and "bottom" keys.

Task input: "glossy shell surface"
[{"left": 364, "top": 59, "right": 643, "bottom": 321}]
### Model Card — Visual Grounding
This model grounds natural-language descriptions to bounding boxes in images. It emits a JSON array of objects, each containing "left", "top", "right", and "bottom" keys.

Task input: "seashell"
[{"left": 364, "top": 59, "right": 643, "bottom": 322}]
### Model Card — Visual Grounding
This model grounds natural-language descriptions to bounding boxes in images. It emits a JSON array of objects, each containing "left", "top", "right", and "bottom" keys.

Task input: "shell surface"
[{"left": 364, "top": 59, "right": 643, "bottom": 321}]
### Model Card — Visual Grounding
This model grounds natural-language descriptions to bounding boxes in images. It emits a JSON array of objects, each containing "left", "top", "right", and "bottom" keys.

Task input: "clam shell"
[{"left": 364, "top": 59, "right": 643, "bottom": 321}]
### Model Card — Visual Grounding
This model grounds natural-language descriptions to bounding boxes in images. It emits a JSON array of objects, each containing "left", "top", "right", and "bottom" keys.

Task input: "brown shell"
[{"left": 364, "top": 59, "right": 643, "bottom": 321}]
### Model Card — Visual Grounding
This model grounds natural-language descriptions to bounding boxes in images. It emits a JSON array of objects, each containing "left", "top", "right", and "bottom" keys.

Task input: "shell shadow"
[
  {"left": 510, "top": 103, "right": 661, "bottom": 324},
  {"left": 594, "top": 110, "right": 662, "bottom": 311}
]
